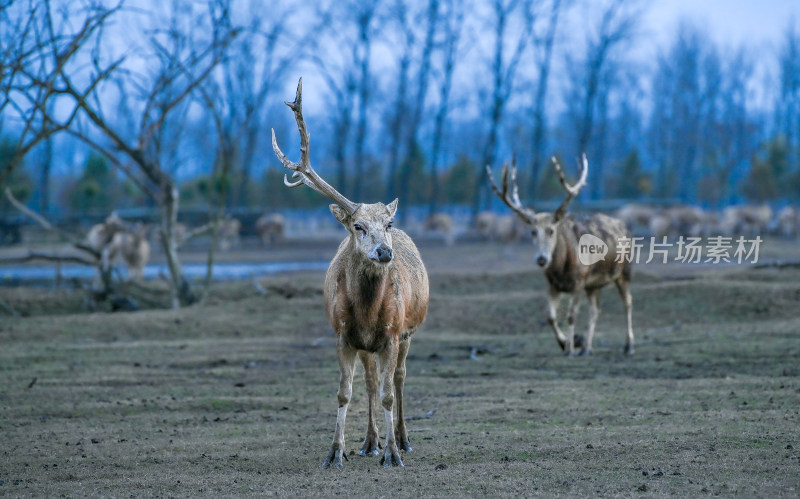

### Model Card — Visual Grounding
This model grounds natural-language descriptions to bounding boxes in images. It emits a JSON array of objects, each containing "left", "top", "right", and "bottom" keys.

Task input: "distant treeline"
[{"left": 2, "top": 0, "right": 800, "bottom": 222}]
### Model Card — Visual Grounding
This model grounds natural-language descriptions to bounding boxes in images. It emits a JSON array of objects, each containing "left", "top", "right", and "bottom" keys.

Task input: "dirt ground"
[{"left": 1, "top": 238, "right": 799, "bottom": 497}]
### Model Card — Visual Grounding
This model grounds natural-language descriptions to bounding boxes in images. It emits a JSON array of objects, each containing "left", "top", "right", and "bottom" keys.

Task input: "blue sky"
[{"left": 646, "top": 0, "right": 798, "bottom": 50}]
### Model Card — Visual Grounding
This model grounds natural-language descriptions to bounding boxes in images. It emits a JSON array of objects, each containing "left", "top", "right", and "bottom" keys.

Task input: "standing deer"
[
  {"left": 615, "top": 203, "right": 655, "bottom": 236},
  {"left": 216, "top": 217, "right": 241, "bottom": 251},
  {"left": 272, "top": 79, "right": 429, "bottom": 468},
  {"left": 86, "top": 212, "right": 126, "bottom": 268},
  {"left": 107, "top": 223, "right": 151, "bottom": 282},
  {"left": 486, "top": 156, "right": 634, "bottom": 356},
  {"left": 475, "top": 211, "right": 497, "bottom": 240},
  {"left": 255, "top": 213, "right": 285, "bottom": 246},
  {"left": 423, "top": 213, "right": 454, "bottom": 246},
  {"left": 777, "top": 205, "right": 799, "bottom": 238}
]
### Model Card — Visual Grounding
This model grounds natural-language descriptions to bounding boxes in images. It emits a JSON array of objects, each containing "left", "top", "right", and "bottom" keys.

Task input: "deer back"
[{"left": 547, "top": 213, "right": 631, "bottom": 292}]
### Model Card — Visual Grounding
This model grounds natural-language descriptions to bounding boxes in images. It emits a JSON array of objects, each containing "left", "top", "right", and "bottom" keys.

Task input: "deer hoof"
[
  {"left": 396, "top": 435, "right": 412, "bottom": 453},
  {"left": 322, "top": 447, "right": 346, "bottom": 469},
  {"left": 359, "top": 435, "right": 381, "bottom": 456},
  {"left": 578, "top": 348, "right": 592, "bottom": 356},
  {"left": 563, "top": 350, "right": 575, "bottom": 357},
  {"left": 623, "top": 344, "right": 635, "bottom": 355},
  {"left": 380, "top": 445, "right": 404, "bottom": 467}
]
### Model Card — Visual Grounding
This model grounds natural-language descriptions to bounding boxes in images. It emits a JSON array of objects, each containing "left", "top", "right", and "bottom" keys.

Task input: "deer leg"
[
  {"left": 394, "top": 338, "right": 412, "bottom": 452},
  {"left": 101, "top": 246, "right": 112, "bottom": 274},
  {"left": 581, "top": 289, "right": 600, "bottom": 356},
  {"left": 358, "top": 351, "right": 381, "bottom": 456},
  {"left": 564, "top": 293, "right": 581, "bottom": 356},
  {"left": 546, "top": 290, "right": 568, "bottom": 351},
  {"left": 615, "top": 278, "right": 635, "bottom": 355},
  {"left": 322, "top": 343, "right": 357, "bottom": 469},
  {"left": 378, "top": 340, "right": 403, "bottom": 467}
]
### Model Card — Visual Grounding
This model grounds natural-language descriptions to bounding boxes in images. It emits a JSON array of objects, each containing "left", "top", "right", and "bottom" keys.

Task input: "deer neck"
[
  {"left": 345, "top": 238, "right": 393, "bottom": 319},
  {"left": 546, "top": 222, "right": 579, "bottom": 283}
]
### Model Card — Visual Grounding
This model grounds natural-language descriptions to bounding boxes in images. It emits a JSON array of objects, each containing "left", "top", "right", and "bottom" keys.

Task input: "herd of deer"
[
  {"left": 84, "top": 211, "right": 286, "bottom": 281},
  {"left": 615, "top": 202, "right": 799, "bottom": 239},
  {"left": 422, "top": 196, "right": 800, "bottom": 248}
]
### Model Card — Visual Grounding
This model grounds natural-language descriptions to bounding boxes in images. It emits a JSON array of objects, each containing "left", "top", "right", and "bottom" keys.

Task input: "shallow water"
[{"left": 0, "top": 261, "right": 329, "bottom": 283}]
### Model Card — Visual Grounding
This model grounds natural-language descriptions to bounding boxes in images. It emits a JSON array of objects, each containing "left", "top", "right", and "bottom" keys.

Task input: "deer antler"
[
  {"left": 485, "top": 156, "right": 535, "bottom": 224},
  {"left": 552, "top": 154, "right": 588, "bottom": 222},
  {"left": 272, "top": 78, "right": 360, "bottom": 216}
]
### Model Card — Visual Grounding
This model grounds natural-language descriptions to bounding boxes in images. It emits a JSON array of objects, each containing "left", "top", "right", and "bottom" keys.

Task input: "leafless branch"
[
  {"left": 0, "top": 251, "right": 96, "bottom": 266},
  {"left": 4, "top": 187, "right": 99, "bottom": 258}
]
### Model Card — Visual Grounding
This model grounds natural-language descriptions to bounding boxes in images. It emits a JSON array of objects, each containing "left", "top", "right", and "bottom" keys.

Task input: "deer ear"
[
  {"left": 330, "top": 204, "right": 349, "bottom": 225},
  {"left": 386, "top": 198, "right": 399, "bottom": 217}
]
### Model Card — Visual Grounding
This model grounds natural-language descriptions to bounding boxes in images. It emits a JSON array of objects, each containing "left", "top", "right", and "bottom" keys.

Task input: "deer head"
[
  {"left": 272, "top": 78, "right": 399, "bottom": 267},
  {"left": 486, "top": 155, "right": 588, "bottom": 268}
]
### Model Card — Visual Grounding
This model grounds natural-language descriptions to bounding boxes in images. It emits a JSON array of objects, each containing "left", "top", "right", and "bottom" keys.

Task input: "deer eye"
[
  {"left": 545, "top": 227, "right": 554, "bottom": 236},
  {"left": 354, "top": 224, "right": 365, "bottom": 234},
  {"left": 531, "top": 231, "right": 538, "bottom": 239},
  {"left": 386, "top": 219, "right": 394, "bottom": 229}
]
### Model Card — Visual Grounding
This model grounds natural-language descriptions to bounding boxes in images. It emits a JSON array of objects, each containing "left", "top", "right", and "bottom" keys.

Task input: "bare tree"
[
  {"left": 776, "top": 21, "right": 800, "bottom": 195},
  {"left": 352, "top": 0, "right": 380, "bottom": 201},
  {"left": 384, "top": 0, "right": 414, "bottom": 201},
  {"left": 192, "top": 64, "right": 235, "bottom": 297},
  {"left": 472, "top": 0, "right": 534, "bottom": 216},
  {"left": 13, "top": 1, "right": 237, "bottom": 307},
  {"left": 428, "top": 0, "right": 465, "bottom": 215},
  {"left": 397, "top": 0, "right": 439, "bottom": 213},
  {"left": 698, "top": 47, "right": 758, "bottom": 205},
  {"left": 314, "top": 0, "right": 380, "bottom": 201},
  {"left": 566, "top": 0, "right": 641, "bottom": 199},
  {"left": 647, "top": 21, "right": 707, "bottom": 201},
  {"left": 528, "top": 0, "right": 565, "bottom": 197},
  {"left": 0, "top": 0, "right": 119, "bottom": 188},
  {"left": 217, "top": 0, "right": 326, "bottom": 208}
]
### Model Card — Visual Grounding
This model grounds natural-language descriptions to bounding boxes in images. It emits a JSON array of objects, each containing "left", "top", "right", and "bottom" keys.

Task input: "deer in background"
[
  {"left": 256, "top": 213, "right": 286, "bottom": 246},
  {"left": 86, "top": 212, "right": 126, "bottom": 269},
  {"left": 777, "top": 205, "right": 799, "bottom": 238},
  {"left": 86, "top": 213, "right": 150, "bottom": 282},
  {"left": 424, "top": 213, "right": 454, "bottom": 246},
  {"left": 107, "top": 222, "right": 151, "bottom": 282},
  {"left": 216, "top": 217, "right": 241, "bottom": 251},
  {"left": 272, "top": 79, "right": 429, "bottom": 468},
  {"left": 486, "top": 156, "right": 634, "bottom": 356}
]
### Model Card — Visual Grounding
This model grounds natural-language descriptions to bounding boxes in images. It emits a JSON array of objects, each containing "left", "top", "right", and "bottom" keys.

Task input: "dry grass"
[{"left": 0, "top": 241, "right": 799, "bottom": 497}]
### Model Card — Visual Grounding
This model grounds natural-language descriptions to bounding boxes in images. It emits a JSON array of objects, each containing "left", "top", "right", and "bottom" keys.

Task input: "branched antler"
[
  {"left": 271, "top": 78, "right": 360, "bottom": 215},
  {"left": 552, "top": 154, "right": 588, "bottom": 221},
  {"left": 485, "top": 156, "right": 535, "bottom": 224}
]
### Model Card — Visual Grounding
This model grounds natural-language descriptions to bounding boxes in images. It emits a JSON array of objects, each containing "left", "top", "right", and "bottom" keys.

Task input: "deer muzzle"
[{"left": 371, "top": 244, "right": 394, "bottom": 264}]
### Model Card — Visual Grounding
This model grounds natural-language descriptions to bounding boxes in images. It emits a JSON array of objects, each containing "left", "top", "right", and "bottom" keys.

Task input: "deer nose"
[
  {"left": 536, "top": 256, "right": 547, "bottom": 267},
  {"left": 376, "top": 245, "right": 393, "bottom": 263}
]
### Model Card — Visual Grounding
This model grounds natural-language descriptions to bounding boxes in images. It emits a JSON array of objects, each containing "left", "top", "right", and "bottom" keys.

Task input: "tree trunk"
[
  {"left": 159, "top": 184, "right": 194, "bottom": 308},
  {"left": 237, "top": 111, "right": 262, "bottom": 208},
  {"left": 386, "top": 53, "right": 410, "bottom": 201},
  {"left": 429, "top": 31, "right": 458, "bottom": 215},
  {"left": 399, "top": 0, "right": 438, "bottom": 215},
  {"left": 591, "top": 88, "right": 609, "bottom": 199},
  {"left": 353, "top": 10, "right": 373, "bottom": 201},
  {"left": 529, "top": 0, "right": 561, "bottom": 197},
  {"left": 39, "top": 137, "right": 52, "bottom": 215}
]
